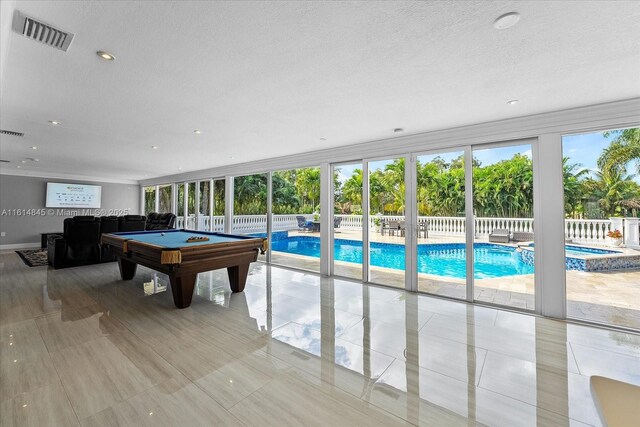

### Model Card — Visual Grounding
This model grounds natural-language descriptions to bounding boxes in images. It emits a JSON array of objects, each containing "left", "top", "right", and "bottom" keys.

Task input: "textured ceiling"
[{"left": 1, "top": 0, "right": 639, "bottom": 181}]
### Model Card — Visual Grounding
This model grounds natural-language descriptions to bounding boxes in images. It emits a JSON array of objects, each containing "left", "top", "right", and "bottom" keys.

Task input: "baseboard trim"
[{"left": 0, "top": 242, "right": 41, "bottom": 251}]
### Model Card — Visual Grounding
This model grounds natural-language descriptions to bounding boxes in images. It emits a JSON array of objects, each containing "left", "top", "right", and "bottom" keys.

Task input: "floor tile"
[
  {"left": 51, "top": 335, "right": 178, "bottom": 419},
  {"left": 228, "top": 372, "right": 408, "bottom": 426},
  {"left": 35, "top": 305, "right": 126, "bottom": 353},
  {"left": 570, "top": 342, "right": 640, "bottom": 385},
  {"left": 81, "top": 376, "right": 242, "bottom": 426},
  {"left": 478, "top": 351, "right": 602, "bottom": 425},
  {"left": 194, "top": 351, "right": 290, "bottom": 409},
  {"left": 0, "top": 381, "right": 79, "bottom": 427}
]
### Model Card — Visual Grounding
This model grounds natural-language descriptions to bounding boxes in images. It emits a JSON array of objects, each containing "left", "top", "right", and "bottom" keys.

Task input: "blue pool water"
[
  {"left": 270, "top": 236, "right": 535, "bottom": 279},
  {"left": 527, "top": 243, "right": 620, "bottom": 257}
]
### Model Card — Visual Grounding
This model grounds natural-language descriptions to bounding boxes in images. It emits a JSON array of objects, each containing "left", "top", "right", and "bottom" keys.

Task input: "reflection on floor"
[
  {"left": 1, "top": 252, "right": 639, "bottom": 426},
  {"left": 271, "top": 248, "right": 640, "bottom": 329}
]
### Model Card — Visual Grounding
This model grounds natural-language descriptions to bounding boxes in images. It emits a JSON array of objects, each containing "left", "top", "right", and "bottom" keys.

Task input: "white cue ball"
[{"left": 161, "top": 232, "right": 165, "bottom": 236}]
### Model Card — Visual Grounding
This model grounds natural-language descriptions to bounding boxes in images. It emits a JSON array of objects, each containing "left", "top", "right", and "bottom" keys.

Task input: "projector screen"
[{"left": 46, "top": 182, "right": 102, "bottom": 208}]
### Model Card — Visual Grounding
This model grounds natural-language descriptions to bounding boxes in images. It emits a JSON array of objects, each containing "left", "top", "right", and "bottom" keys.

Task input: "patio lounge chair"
[
  {"left": 296, "top": 216, "right": 314, "bottom": 232},
  {"left": 489, "top": 228, "right": 510, "bottom": 243},
  {"left": 511, "top": 231, "right": 534, "bottom": 242}
]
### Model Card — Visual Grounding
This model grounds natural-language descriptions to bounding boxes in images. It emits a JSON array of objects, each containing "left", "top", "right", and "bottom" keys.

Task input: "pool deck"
[{"left": 274, "top": 229, "right": 640, "bottom": 330}]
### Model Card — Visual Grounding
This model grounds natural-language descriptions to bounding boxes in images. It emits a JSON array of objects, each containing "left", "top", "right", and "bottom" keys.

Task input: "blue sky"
[
  {"left": 562, "top": 132, "right": 614, "bottom": 171},
  {"left": 334, "top": 130, "right": 633, "bottom": 184}
]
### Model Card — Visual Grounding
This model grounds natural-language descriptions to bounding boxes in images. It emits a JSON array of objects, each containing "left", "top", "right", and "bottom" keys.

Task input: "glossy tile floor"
[{"left": 1, "top": 252, "right": 639, "bottom": 426}]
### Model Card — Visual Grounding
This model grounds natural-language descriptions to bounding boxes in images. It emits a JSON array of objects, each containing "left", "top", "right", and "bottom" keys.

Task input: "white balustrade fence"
[
  {"left": 564, "top": 219, "right": 611, "bottom": 245},
  {"left": 174, "top": 214, "right": 637, "bottom": 246},
  {"left": 175, "top": 214, "right": 312, "bottom": 234}
]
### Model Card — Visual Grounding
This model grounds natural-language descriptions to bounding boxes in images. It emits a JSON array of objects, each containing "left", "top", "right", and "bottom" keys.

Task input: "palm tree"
[
  {"left": 295, "top": 168, "right": 321, "bottom": 211},
  {"left": 563, "top": 158, "right": 589, "bottom": 217},
  {"left": 341, "top": 169, "right": 363, "bottom": 207},
  {"left": 598, "top": 128, "right": 640, "bottom": 175},
  {"left": 381, "top": 159, "right": 405, "bottom": 214},
  {"left": 582, "top": 168, "right": 639, "bottom": 217}
]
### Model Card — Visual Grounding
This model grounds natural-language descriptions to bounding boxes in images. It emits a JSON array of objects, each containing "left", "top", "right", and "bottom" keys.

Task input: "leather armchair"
[
  {"left": 99, "top": 216, "right": 119, "bottom": 262},
  {"left": 48, "top": 216, "right": 101, "bottom": 269},
  {"left": 145, "top": 212, "right": 177, "bottom": 230},
  {"left": 118, "top": 215, "right": 146, "bottom": 232}
]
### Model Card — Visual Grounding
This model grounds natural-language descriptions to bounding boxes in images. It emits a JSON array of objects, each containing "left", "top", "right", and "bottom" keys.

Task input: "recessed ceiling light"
[
  {"left": 193, "top": 130, "right": 202, "bottom": 134},
  {"left": 394, "top": 128, "right": 404, "bottom": 133},
  {"left": 16, "top": 165, "right": 21, "bottom": 168},
  {"left": 151, "top": 145, "right": 158, "bottom": 149},
  {"left": 507, "top": 99, "right": 519, "bottom": 105},
  {"left": 30, "top": 146, "right": 37, "bottom": 150},
  {"left": 33, "top": 158, "right": 39, "bottom": 162},
  {"left": 96, "top": 51, "right": 115, "bottom": 61},
  {"left": 48, "top": 120, "right": 61, "bottom": 125},
  {"left": 493, "top": 12, "right": 520, "bottom": 30},
  {"left": 178, "top": 167, "right": 182, "bottom": 171},
  {"left": 20, "top": 160, "right": 26, "bottom": 163}
]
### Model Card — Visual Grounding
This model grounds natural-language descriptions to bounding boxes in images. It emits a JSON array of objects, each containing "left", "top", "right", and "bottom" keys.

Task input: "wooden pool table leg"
[
  {"left": 169, "top": 274, "right": 197, "bottom": 309},
  {"left": 227, "top": 264, "right": 250, "bottom": 293},
  {"left": 117, "top": 258, "right": 138, "bottom": 280}
]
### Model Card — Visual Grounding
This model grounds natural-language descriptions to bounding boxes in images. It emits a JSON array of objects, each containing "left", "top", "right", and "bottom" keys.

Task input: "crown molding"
[
  {"left": 0, "top": 168, "right": 139, "bottom": 185},
  {"left": 139, "top": 98, "right": 640, "bottom": 186}
]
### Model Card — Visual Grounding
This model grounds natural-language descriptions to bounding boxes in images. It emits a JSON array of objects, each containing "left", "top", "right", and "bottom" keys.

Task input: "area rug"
[{"left": 16, "top": 249, "right": 48, "bottom": 267}]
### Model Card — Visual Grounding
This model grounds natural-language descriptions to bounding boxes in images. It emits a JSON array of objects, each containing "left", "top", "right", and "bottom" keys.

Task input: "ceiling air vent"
[
  {"left": 12, "top": 10, "right": 74, "bottom": 52},
  {"left": 0, "top": 129, "right": 24, "bottom": 137}
]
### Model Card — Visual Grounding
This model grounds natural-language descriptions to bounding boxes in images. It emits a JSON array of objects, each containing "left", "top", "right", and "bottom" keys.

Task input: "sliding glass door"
[
  {"left": 414, "top": 150, "right": 467, "bottom": 300},
  {"left": 158, "top": 184, "right": 172, "bottom": 214},
  {"left": 233, "top": 173, "right": 268, "bottom": 262},
  {"left": 472, "top": 143, "right": 536, "bottom": 310},
  {"left": 212, "top": 178, "right": 225, "bottom": 232},
  {"left": 332, "top": 162, "right": 364, "bottom": 280},
  {"left": 562, "top": 128, "right": 640, "bottom": 330},
  {"left": 269, "top": 167, "right": 321, "bottom": 273},
  {"left": 198, "top": 180, "right": 211, "bottom": 231},
  {"left": 143, "top": 187, "right": 156, "bottom": 215},
  {"left": 368, "top": 157, "right": 405, "bottom": 289},
  {"left": 185, "top": 181, "right": 197, "bottom": 229},
  {"left": 176, "top": 183, "right": 185, "bottom": 227}
]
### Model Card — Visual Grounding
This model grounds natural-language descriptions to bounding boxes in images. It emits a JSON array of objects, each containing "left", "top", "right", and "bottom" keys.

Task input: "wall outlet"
[{"left": 0, "top": 232, "right": 5, "bottom": 237}]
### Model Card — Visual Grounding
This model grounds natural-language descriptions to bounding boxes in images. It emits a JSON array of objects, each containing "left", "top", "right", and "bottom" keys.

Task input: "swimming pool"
[
  {"left": 270, "top": 236, "right": 534, "bottom": 279},
  {"left": 527, "top": 243, "right": 621, "bottom": 257}
]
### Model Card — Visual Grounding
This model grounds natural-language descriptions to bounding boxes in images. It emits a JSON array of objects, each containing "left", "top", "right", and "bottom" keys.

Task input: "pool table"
[{"left": 101, "top": 229, "right": 267, "bottom": 308}]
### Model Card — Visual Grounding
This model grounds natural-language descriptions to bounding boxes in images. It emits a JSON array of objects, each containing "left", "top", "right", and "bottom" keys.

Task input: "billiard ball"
[{"left": 161, "top": 232, "right": 165, "bottom": 236}]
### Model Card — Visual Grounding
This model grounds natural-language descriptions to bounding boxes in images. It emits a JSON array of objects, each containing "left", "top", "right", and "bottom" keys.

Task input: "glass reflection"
[
  {"left": 256, "top": 266, "right": 601, "bottom": 426},
  {"left": 143, "top": 273, "right": 168, "bottom": 296},
  {"left": 32, "top": 260, "right": 629, "bottom": 427}
]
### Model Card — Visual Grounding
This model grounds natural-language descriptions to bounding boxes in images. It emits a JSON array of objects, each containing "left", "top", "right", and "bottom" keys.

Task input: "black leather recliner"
[
  {"left": 118, "top": 215, "right": 147, "bottom": 232},
  {"left": 145, "top": 212, "right": 177, "bottom": 230},
  {"left": 48, "top": 216, "right": 102, "bottom": 269},
  {"left": 98, "top": 216, "right": 119, "bottom": 262}
]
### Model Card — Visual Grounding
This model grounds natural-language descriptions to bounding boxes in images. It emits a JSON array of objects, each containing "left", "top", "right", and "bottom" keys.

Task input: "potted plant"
[
  {"left": 607, "top": 229, "right": 623, "bottom": 247},
  {"left": 373, "top": 217, "right": 382, "bottom": 233},
  {"left": 373, "top": 213, "right": 384, "bottom": 233}
]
